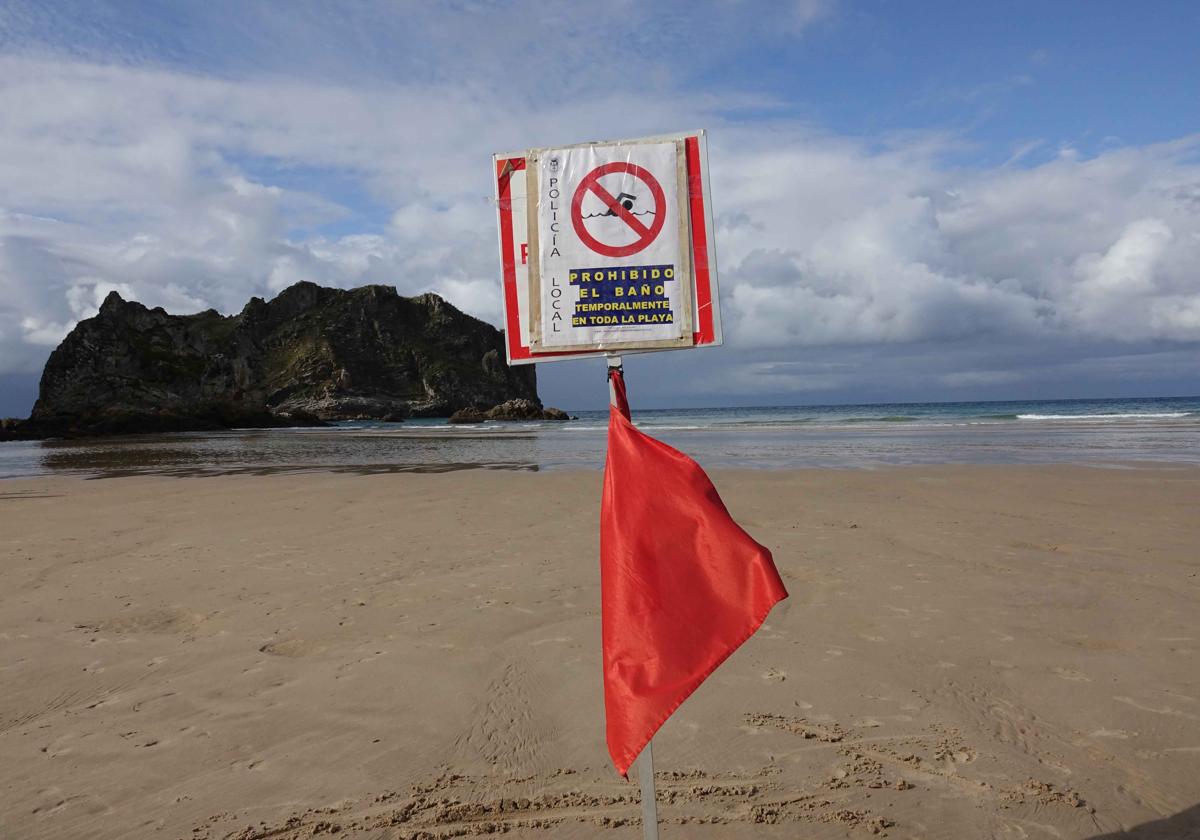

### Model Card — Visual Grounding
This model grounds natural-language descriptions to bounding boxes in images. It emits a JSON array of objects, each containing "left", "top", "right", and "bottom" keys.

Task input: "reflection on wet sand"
[
  {"left": 80, "top": 462, "right": 539, "bottom": 479},
  {"left": 40, "top": 444, "right": 209, "bottom": 472},
  {"left": 3, "top": 412, "right": 1199, "bottom": 480},
  {"left": 26, "top": 429, "right": 544, "bottom": 479}
]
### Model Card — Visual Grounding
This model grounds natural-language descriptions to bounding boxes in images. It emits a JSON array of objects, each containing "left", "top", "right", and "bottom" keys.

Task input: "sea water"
[{"left": 1, "top": 395, "right": 1197, "bottom": 479}]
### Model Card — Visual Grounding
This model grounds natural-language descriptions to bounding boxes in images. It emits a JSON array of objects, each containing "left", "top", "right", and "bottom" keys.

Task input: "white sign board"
[
  {"left": 530, "top": 141, "right": 691, "bottom": 351},
  {"left": 494, "top": 131, "right": 721, "bottom": 364}
]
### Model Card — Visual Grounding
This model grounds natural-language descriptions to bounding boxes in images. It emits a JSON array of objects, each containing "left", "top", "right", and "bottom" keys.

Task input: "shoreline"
[
  {"left": 2, "top": 458, "right": 1200, "bottom": 482},
  {"left": 2, "top": 466, "right": 1199, "bottom": 838},
  {"left": 3, "top": 418, "right": 1199, "bottom": 480}
]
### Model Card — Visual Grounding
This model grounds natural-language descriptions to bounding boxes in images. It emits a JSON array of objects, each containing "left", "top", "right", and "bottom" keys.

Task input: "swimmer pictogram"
[{"left": 571, "top": 162, "right": 667, "bottom": 258}]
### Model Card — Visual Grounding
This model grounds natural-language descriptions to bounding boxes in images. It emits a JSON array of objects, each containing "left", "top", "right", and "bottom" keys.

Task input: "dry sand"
[{"left": 1, "top": 466, "right": 1198, "bottom": 839}]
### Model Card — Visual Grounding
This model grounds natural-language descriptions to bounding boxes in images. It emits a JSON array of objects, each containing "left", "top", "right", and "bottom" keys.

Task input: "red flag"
[{"left": 601, "top": 369, "right": 787, "bottom": 776}]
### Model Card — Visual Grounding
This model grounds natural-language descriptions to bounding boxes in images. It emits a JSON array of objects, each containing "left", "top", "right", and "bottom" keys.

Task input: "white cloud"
[
  {"left": 1069, "top": 218, "right": 1174, "bottom": 339},
  {"left": 65, "top": 280, "right": 136, "bottom": 319},
  {"left": 716, "top": 131, "right": 1200, "bottom": 350},
  {"left": 20, "top": 316, "right": 73, "bottom": 347},
  {"left": 705, "top": 359, "right": 858, "bottom": 395}
]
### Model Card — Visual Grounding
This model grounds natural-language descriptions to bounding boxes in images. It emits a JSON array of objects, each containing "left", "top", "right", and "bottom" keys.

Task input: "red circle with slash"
[{"left": 571, "top": 162, "right": 667, "bottom": 258}]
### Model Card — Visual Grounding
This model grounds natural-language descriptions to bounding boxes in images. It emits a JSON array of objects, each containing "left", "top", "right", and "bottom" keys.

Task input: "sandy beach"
[{"left": 2, "top": 465, "right": 1198, "bottom": 839}]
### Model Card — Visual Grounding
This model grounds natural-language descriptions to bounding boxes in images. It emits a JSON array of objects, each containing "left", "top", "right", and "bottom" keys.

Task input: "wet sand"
[{"left": 1, "top": 466, "right": 1198, "bottom": 839}]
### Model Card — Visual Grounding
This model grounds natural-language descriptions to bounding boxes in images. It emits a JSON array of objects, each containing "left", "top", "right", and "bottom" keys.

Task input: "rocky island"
[{"left": 3, "top": 282, "right": 567, "bottom": 439}]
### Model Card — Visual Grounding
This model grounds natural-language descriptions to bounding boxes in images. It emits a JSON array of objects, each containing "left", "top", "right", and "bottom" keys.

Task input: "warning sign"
[
  {"left": 529, "top": 141, "right": 692, "bottom": 352},
  {"left": 492, "top": 131, "right": 723, "bottom": 364},
  {"left": 572, "top": 162, "right": 667, "bottom": 258}
]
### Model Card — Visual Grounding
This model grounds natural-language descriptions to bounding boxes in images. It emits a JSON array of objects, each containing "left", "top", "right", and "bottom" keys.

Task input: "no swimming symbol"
[{"left": 571, "top": 162, "right": 667, "bottom": 258}]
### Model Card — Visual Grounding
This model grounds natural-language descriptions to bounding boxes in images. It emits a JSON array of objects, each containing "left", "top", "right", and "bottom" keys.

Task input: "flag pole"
[
  {"left": 606, "top": 354, "right": 623, "bottom": 405},
  {"left": 637, "top": 741, "right": 660, "bottom": 840},
  {"left": 606, "top": 353, "right": 660, "bottom": 840}
]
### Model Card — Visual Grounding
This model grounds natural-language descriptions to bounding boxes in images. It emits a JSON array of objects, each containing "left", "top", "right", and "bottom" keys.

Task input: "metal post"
[
  {"left": 607, "top": 353, "right": 659, "bottom": 839},
  {"left": 638, "top": 740, "right": 660, "bottom": 840},
  {"left": 607, "top": 354, "right": 623, "bottom": 405}
]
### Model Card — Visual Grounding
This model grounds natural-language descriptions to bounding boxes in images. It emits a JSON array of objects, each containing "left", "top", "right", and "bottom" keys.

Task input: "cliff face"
[{"left": 26, "top": 282, "right": 538, "bottom": 436}]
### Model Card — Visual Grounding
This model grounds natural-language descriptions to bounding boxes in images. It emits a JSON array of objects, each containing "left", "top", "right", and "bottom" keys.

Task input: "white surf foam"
[{"left": 1016, "top": 412, "right": 1190, "bottom": 420}]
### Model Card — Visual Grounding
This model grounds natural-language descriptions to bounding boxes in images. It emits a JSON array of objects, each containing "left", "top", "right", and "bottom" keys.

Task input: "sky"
[{"left": 1, "top": 0, "right": 1198, "bottom": 414}]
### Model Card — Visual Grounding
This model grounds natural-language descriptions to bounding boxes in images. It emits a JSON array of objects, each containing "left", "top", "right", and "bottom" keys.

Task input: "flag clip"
[{"left": 606, "top": 355, "right": 624, "bottom": 380}]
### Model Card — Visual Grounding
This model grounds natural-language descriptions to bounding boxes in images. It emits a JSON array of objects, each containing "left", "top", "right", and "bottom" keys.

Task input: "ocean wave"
[
  {"left": 1016, "top": 412, "right": 1192, "bottom": 420},
  {"left": 719, "top": 418, "right": 815, "bottom": 427}
]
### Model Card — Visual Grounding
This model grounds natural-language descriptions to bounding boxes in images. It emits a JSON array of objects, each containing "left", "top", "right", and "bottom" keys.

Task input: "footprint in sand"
[
  {"left": 231, "top": 757, "right": 265, "bottom": 771},
  {"left": 762, "top": 667, "right": 786, "bottom": 682},
  {"left": 84, "top": 607, "right": 204, "bottom": 636},
  {"left": 30, "top": 790, "right": 85, "bottom": 817},
  {"left": 1089, "top": 728, "right": 1135, "bottom": 739},
  {"left": 936, "top": 746, "right": 978, "bottom": 765},
  {"left": 1052, "top": 666, "right": 1091, "bottom": 681},
  {"left": 258, "top": 638, "right": 326, "bottom": 657}
]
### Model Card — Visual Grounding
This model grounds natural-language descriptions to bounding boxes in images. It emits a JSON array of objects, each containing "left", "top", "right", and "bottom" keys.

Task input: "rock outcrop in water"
[
  {"left": 447, "top": 399, "right": 570, "bottom": 424},
  {"left": 12, "top": 282, "right": 551, "bottom": 438}
]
